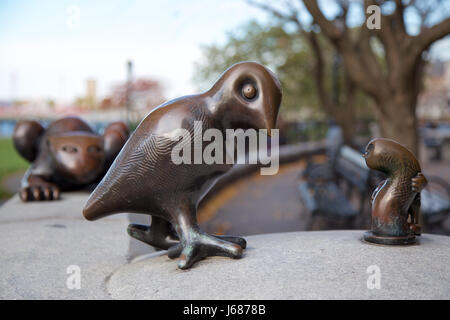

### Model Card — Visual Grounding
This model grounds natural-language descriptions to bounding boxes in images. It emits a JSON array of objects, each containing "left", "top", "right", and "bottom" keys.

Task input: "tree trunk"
[
  {"left": 333, "top": 106, "right": 355, "bottom": 147},
  {"left": 248, "top": 0, "right": 450, "bottom": 155},
  {"left": 339, "top": 72, "right": 357, "bottom": 147},
  {"left": 339, "top": 119, "right": 355, "bottom": 146},
  {"left": 305, "top": 31, "right": 356, "bottom": 146},
  {"left": 377, "top": 93, "right": 419, "bottom": 156}
]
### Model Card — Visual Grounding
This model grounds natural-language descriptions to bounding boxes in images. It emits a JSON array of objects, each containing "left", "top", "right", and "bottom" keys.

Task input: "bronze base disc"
[{"left": 363, "top": 231, "right": 417, "bottom": 246}]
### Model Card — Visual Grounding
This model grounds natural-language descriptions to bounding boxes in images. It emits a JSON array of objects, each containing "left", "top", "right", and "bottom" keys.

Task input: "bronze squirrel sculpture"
[
  {"left": 362, "top": 138, "right": 428, "bottom": 245},
  {"left": 83, "top": 62, "right": 282, "bottom": 269},
  {"left": 13, "top": 117, "right": 129, "bottom": 202}
]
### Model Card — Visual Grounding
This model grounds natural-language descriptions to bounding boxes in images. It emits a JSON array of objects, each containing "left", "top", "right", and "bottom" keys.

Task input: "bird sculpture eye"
[{"left": 242, "top": 83, "right": 257, "bottom": 100}]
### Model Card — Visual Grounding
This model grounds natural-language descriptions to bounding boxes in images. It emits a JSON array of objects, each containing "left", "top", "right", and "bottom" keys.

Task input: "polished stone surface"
[
  {"left": 108, "top": 230, "right": 450, "bottom": 300},
  {"left": 0, "top": 193, "right": 129, "bottom": 299}
]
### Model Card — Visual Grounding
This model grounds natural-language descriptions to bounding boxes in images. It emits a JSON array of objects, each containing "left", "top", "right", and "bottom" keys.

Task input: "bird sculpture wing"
[{"left": 83, "top": 128, "right": 190, "bottom": 220}]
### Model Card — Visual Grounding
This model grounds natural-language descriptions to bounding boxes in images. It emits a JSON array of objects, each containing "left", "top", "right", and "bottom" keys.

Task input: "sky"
[{"left": 0, "top": 0, "right": 449, "bottom": 103}]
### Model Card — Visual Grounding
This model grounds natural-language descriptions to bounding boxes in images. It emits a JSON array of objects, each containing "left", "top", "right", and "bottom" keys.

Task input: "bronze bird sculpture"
[
  {"left": 13, "top": 116, "right": 129, "bottom": 202},
  {"left": 362, "top": 138, "right": 427, "bottom": 245},
  {"left": 83, "top": 62, "right": 282, "bottom": 269}
]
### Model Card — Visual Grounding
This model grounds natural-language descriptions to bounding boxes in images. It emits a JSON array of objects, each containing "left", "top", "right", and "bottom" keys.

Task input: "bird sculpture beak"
[
  {"left": 264, "top": 108, "right": 278, "bottom": 137},
  {"left": 266, "top": 127, "right": 272, "bottom": 137}
]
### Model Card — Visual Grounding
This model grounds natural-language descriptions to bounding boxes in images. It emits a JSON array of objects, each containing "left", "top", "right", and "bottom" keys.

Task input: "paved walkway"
[{"left": 198, "top": 159, "right": 311, "bottom": 236}]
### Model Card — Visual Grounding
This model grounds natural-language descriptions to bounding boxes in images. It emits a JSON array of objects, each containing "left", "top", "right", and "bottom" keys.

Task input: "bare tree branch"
[
  {"left": 393, "top": 0, "right": 407, "bottom": 36},
  {"left": 304, "top": 31, "right": 333, "bottom": 111},
  {"left": 365, "top": 0, "right": 402, "bottom": 84},
  {"left": 246, "top": 0, "right": 311, "bottom": 35},
  {"left": 413, "top": 17, "right": 450, "bottom": 53},
  {"left": 357, "top": 22, "right": 385, "bottom": 96},
  {"left": 302, "top": 0, "right": 343, "bottom": 42},
  {"left": 246, "top": 0, "right": 357, "bottom": 142},
  {"left": 304, "top": 0, "right": 382, "bottom": 98}
]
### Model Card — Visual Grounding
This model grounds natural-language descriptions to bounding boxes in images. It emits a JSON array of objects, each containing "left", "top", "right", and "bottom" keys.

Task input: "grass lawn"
[{"left": 0, "top": 138, "right": 29, "bottom": 199}]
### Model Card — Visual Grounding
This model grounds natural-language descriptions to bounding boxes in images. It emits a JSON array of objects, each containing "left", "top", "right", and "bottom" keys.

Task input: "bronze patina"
[
  {"left": 83, "top": 62, "right": 282, "bottom": 269},
  {"left": 13, "top": 116, "right": 129, "bottom": 202},
  {"left": 363, "top": 138, "right": 427, "bottom": 245}
]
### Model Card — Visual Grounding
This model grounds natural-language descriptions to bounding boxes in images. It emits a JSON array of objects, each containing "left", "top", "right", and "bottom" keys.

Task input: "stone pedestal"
[{"left": 0, "top": 193, "right": 448, "bottom": 299}]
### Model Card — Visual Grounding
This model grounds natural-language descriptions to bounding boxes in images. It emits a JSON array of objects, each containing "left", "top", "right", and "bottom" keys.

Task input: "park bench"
[
  {"left": 420, "top": 176, "right": 450, "bottom": 233},
  {"left": 422, "top": 123, "right": 450, "bottom": 162},
  {"left": 298, "top": 143, "right": 450, "bottom": 232},
  {"left": 298, "top": 145, "right": 372, "bottom": 230}
]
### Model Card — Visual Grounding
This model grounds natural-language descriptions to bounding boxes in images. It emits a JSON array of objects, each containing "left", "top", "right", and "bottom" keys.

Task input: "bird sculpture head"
[{"left": 204, "top": 61, "right": 282, "bottom": 135}]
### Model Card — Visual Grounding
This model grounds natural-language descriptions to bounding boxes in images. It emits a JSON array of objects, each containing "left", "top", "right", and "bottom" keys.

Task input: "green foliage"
[
  {"left": 0, "top": 138, "right": 28, "bottom": 198},
  {"left": 0, "top": 138, "right": 28, "bottom": 177},
  {"left": 193, "top": 21, "right": 322, "bottom": 114},
  {"left": 193, "top": 20, "right": 375, "bottom": 121}
]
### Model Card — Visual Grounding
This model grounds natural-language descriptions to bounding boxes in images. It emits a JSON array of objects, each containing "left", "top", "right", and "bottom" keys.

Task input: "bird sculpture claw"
[{"left": 168, "top": 229, "right": 244, "bottom": 270}]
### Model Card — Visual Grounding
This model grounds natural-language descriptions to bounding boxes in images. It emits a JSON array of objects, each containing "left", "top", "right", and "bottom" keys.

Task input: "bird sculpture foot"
[
  {"left": 168, "top": 230, "right": 245, "bottom": 269},
  {"left": 167, "top": 235, "right": 246, "bottom": 259},
  {"left": 127, "top": 223, "right": 178, "bottom": 250}
]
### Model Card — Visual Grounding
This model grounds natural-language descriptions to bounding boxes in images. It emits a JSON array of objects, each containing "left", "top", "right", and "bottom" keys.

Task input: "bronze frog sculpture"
[
  {"left": 363, "top": 138, "right": 427, "bottom": 245},
  {"left": 83, "top": 62, "right": 282, "bottom": 269},
  {"left": 13, "top": 116, "right": 129, "bottom": 202}
]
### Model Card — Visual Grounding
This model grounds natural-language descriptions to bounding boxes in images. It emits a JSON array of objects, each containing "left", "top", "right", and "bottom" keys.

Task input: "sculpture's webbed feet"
[
  {"left": 215, "top": 235, "right": 247, "bottom": 249},
  {"left": 168, "top": 235, "right": 246, "bottom": 259},
  {"left": 169, "top": 231, "right": 245, "bottom": 270},
  {"left": 19, "top": 184, "right": 60, "bottom": 201},
  {"left": 127, "top": 223, "right": 178, "bottom": 250}
]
